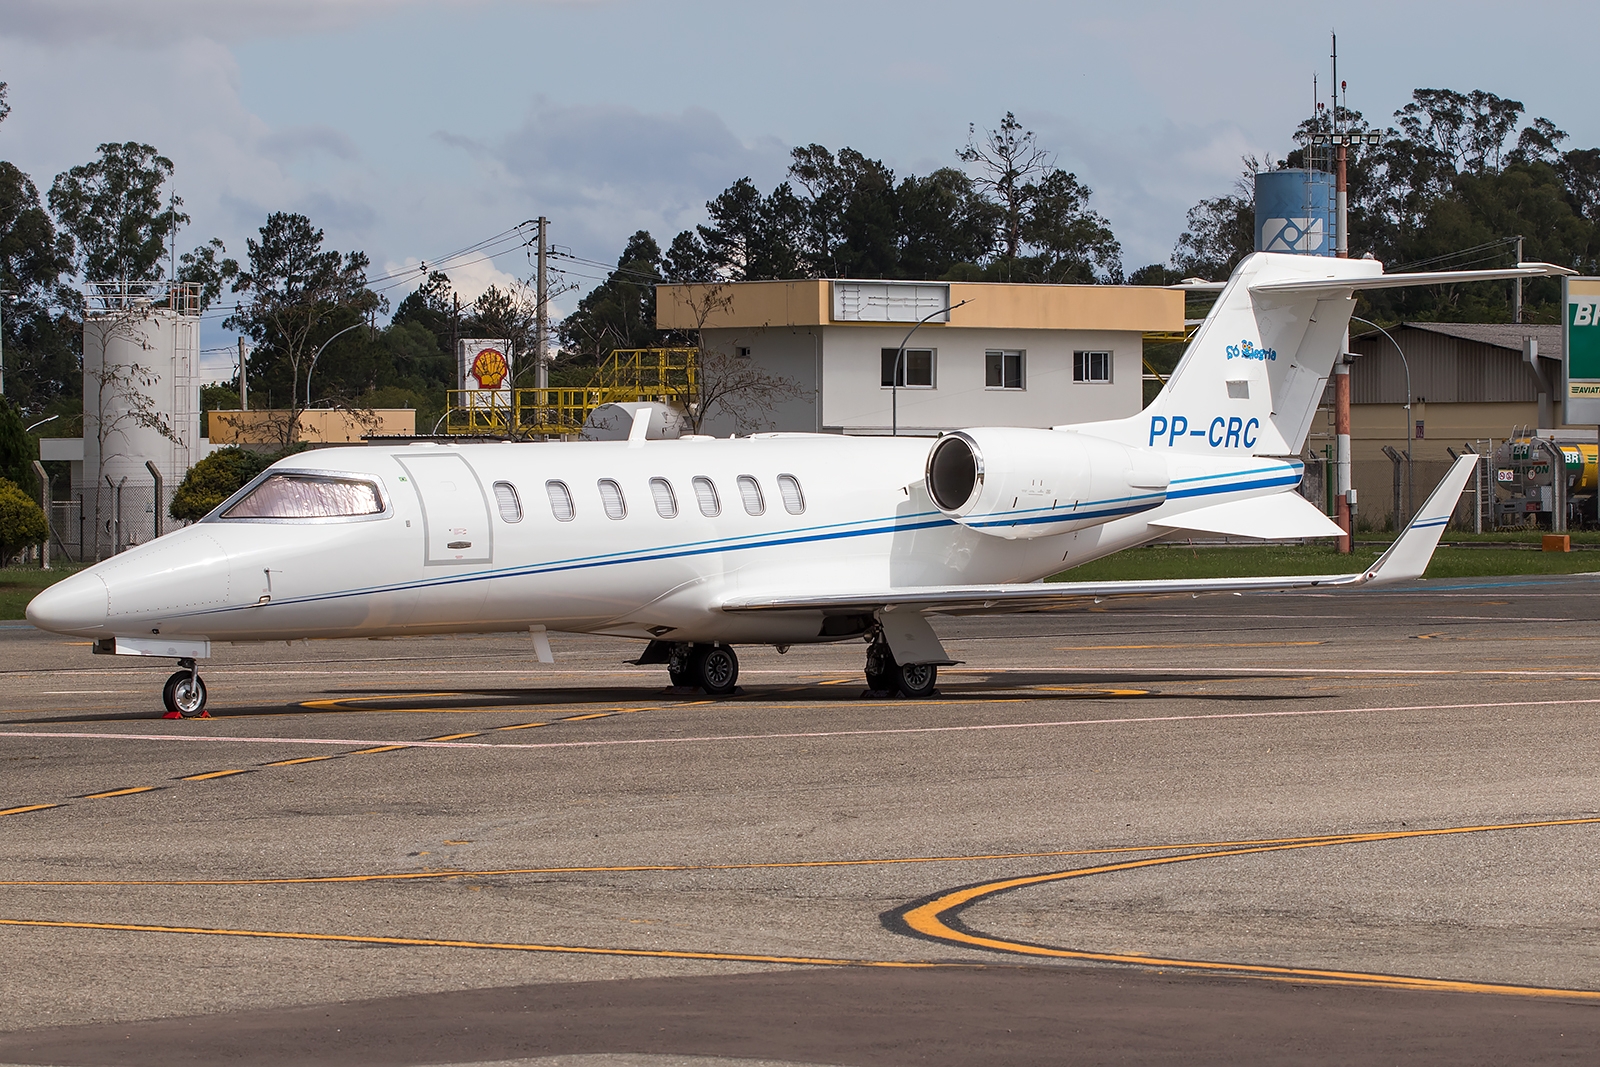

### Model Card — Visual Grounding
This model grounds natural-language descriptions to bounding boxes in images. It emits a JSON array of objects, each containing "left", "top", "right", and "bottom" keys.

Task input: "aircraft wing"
[{"left": 722, "top": 454, "right": 1479, "bottom": 616}]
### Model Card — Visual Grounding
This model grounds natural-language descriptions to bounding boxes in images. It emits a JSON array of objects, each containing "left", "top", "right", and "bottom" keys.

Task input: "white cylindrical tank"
[{"left": 77, "top": 289, "right": 201, "bottom": 556}]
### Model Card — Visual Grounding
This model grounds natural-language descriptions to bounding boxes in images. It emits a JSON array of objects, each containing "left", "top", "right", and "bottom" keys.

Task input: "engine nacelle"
[{"left": 925, "top": 427, "right": 1169, "bottom": 539}]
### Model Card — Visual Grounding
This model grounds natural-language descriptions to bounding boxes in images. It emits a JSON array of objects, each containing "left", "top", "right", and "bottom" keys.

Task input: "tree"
[
  {"left": 0, "top": 79, "right": 9, "bottom": 127},
  {"left": 225, "top": 212, "right": 376, "bottom": 442},
  {"left": 48, "top": 142, "right": 187, "bottom": 284},
  {"left": 176, "top": 237, "right": 239, "bottom": 312},
  {"left": 788, "top": 146, "right": 899, "bottom": 277},
  {"left": 0, "top": 476, "right": 47, "bottom": 563},
  {"left": 959, "top": 112, "right": 1053, "bottom": 263},
  {"left": 896, "top": 167, "right": 999, "bottom": 279},
  {"left": 168, "top": 446, "right": 274, "bottom": 522},
  {"left": 558, "top": 231, "right": 665, "bottom": 361},
  {"left": 1018, "top": 168, "right": 1121, "bottom": 282},
  {"left": 1172, "top": 161, "right": 1259, "bottom": 281},
  {"left": 658, "top": 282, "right": 802, "bottom": 434},
  {"left": 0, "top": 397, "right": 37, "bottom": 496},
  {"left": 0, "top": 160, "right": 76, "bottom": 411}
]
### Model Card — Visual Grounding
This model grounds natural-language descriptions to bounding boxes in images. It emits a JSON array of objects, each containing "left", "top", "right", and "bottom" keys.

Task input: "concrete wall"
[
  {"left": 695, "top": 328, "right": 821, "bottom": 437},
  {"left": 207, "top": 408, "right": 418, "bottom": 445}
]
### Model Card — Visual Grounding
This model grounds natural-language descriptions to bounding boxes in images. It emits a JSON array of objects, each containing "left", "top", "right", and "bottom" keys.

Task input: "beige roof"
[{"left": 655, "top": 279, "right": 1183, "bottom": 333}]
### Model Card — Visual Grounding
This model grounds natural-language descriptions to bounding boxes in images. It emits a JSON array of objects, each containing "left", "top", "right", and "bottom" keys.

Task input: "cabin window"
[
  {"left": 222, "top": 474, "right": 382, "bottom": 520},
  {"left": 545, "top": 480, "right": 575, "bottom": 521},
  {"left": 693, "top": 476, "right": 720, "bottom": 517},
  {"left": 737, "top": 475, "right": 765, "bottom": 516},
  {"left": 880, "top": 347, "right": 935, "bottom": 388},
  {"left": 777, "top": 474, "right": 805, "bottom": 515},
  {"left": 1073, "top": 350, "right": 1112, "bottom": 383},
  {"left": 985, "top": 349, "right": 1025, "bottom": 390},
  {"left": 493, "top": 481, "right": 522, "bottom": 522},
  {"left": 650, "top": 477, "right": 678, "bottom": 518},
  {"left": 598, "top": 479, "right": 627, "bottom": 520}
]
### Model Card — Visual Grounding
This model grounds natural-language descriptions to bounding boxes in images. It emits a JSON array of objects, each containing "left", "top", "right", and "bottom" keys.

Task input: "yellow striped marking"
[
  {"left": 262, "top": 755, "right": 339, "bottom": 766},
  {"left": 348, "top": 745, "right": 410, "bottom": 755},
  {"left": 81, "top": 786, "right": 157, "bottom": 799},
  {"left": 0, "top": 804, "right": 58, "bottom": 817},
  {"left": 180, "top": 770, "right": 248, "bottom": 782},
  {"left": 424, "top": 732, "right": 481, "bottom": 742},
  {"left": 495, "top": 722, "right": 548, "bottom": 731},
  {"left": 1054, "top": 640, "right": 1325, "bottom": 651},
  {"left": 897, "top": 816, "right": 1600, "bottom": 1000},
  {"left": 0, "top": 918, "right": 945, "bottom": 970},
  {"left": 560, "top": 713, "right": 614, "bottom": 722}
]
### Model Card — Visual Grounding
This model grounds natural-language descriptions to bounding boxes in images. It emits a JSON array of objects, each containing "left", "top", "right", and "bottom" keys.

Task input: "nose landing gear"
[
  {"left": 865, "top": 638, "right": 938, "bottom": 699},
  {"left": 162, "top": 658, "right": 209, "bottom": 719}
]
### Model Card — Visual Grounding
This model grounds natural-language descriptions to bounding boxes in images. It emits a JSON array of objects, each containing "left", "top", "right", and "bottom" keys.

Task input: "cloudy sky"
[{"left": 2, "top": 0, "right": 1595, "bottom": 378}]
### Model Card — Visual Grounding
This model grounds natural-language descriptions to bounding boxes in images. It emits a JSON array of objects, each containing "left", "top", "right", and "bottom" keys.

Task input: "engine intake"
[{"left": 925, "top": 428, "right": 1168, "bottom": 540}]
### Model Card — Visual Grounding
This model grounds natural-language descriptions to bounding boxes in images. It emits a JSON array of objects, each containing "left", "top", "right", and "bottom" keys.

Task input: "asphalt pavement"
[{"left": 1, "top": 574, "right": 1598, "bottom": 1065}]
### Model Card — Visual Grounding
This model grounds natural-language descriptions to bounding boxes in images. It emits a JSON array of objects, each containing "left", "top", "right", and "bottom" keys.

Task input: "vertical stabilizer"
[{"left": 1069, "top": 252, "right": 1381, "bottom": 457}]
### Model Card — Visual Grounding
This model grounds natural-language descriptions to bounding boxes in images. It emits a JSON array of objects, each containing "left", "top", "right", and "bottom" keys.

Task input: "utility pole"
[
  {"left": 1332, "top": 32, "right": 1353, "bottom": 551},
  {"left": 1333, "top": 35, "right": 1347, "bottom": 260},
  {"left": 238, "top": 337, "right": 249, "bottom": 410},
  {"left": 535, "top": 216, "right": 549, "bottom": 391},
  {"left": 1513, "top": 235, "right": 1524, "bottom": 324}
]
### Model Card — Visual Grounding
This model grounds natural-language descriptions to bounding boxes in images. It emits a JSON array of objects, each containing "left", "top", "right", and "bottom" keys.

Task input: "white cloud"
[{"left": 1, "top": 0, "right": 467, "bottom": 45}]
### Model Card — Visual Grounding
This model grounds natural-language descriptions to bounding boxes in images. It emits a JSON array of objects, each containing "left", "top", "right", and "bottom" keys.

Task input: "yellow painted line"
[
  {"left": 81, "top": 786, "right": 157, "bottom": 799},
  {"left": 179, "top": 769, "right": 247, "bottom": 781},
  {"left": 262, "top": 755, "right": 339, "bottom": 766},
  {"left": 897, "top": 816, "right": 1600, "bottom": 1001},
  {"left": 424, "top": 732, "right": 481, "bottom": 742},
  {"left": 0, "top": 804, "right": 59, "bottom": 817},
  {"left": 0, "top": 918, "right": 948, "bottom": 970},
  {"left": 560, "top": 713, "right": 615, "bottom": 722},
  {"left": 301, "top": 693, "right": 463, "bottom": 709},
  {"left": 495, "top": 722, "right": 549, "bottom": 731},
  {"left": 0, "top": 830, "right": 1456, "bottom": 887},
  {"left": 1053, "top": 641, "right": 1325, "bottom": 651},
  {"left": 347, "top": 745, "right": 410, "bottom": 755}
]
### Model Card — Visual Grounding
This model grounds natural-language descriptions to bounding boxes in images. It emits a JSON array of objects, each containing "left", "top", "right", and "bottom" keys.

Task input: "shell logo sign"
[
  {"left": 469, "top": 347, "right": 508, "bottom": 390},
  {"left": 457, "top": 338, "right": 513, "bottom": 399}
]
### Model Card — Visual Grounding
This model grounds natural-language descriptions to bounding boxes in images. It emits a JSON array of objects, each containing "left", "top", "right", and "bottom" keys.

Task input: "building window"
[
  {"left": 493, "top": 481, "right": 522, "bottom": 522},
  {"left": 881, "top": 348, "right": 935, "bottom": 388},
  {"left": 736, "top": 346, "right": 752, "bottom": 359},
  {"left": 692, "top": 476, "right": 720, "bottom": 517},
  {"left": 649, "top": 477, "right": 678, "bottom": 518},
  {"left": 777, "top": 474, "right": 805, "bottom": 514},
  {"left": 985, "top": 349, "right": 1025, "bottom": 390},
  {"left": 1074, "top": 350, "right": 1112, "bottom": 383},
  {"left": 598, "top": 479, "right": 626, "bottom": 520},
  {"left": 737, "top": 475, "right": 765, "bottom": 515},
  {"left": 545, "top": 480, "right": 574, "bottom": 521}
]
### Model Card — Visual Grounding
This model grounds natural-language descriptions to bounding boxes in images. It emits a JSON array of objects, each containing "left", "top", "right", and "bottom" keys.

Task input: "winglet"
[{"left": 1361, "top": 453, "right": 1481, "bottom": 585}]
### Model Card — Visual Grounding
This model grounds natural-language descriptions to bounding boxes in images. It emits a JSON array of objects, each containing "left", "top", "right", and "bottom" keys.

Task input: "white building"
[{"left": 655, "top": 279, "right": 1183, "bottom": 435}]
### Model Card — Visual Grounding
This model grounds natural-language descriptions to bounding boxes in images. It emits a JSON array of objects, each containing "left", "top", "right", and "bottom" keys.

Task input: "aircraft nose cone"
[{"left": 26, "top": 572, "right": 109, "bottom": 636}]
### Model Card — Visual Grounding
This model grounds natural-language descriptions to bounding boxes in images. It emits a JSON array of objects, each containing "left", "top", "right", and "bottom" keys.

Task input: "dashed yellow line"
[
  {"left": 424, "top": 732, "right": 481, "bottom": 742},
  {"left": 347, "top": 745, "right": 410, "bottom": 755},
  {"left": 80, "top": 786, "right": 157, "bottom": 799},
  {"left": 0, "top": 918, "right": 947, "bottom": 970},
  {"left": 180, "top": 769, "right": 248, "bottom": 781},
  {"left": 0, "top": 804, "right": 58, "bottom": 818},
  {"left": 495, "top": 722, "right": 548, "bottom": 731},
  {"left": 262, "top": 755, "right": 339, "bottom": 766},
  {"left": 1053, "top": 641, "right": 1325, "bottom": 651},
  {"left": 559, "top": 713, "right": 615, "bottom": 722}
]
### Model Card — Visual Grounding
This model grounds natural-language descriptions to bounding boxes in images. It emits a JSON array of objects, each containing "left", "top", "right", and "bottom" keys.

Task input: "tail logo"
[{"left": 1225, "top": 340, "right": 1277, "bottom": 362}]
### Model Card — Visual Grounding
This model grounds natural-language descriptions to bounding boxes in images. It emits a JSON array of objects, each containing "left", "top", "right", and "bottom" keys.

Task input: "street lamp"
[
  {"left": 891, "top": 299, "right": 969, "bottom": 437},
  {"left": 1352, "top": 316, "right": 1412, "bottom": 522},
  {"left": 304, "top": 321, "right": 366, "bottom": 409},
  {"left": 25, "top": 414, "right": 60, "bottom": 433}
]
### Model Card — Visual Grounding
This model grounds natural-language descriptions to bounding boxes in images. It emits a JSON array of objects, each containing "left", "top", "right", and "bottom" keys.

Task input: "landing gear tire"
[
  {"left": 691, "top": 644, "right": 739, "bottom": 695},
  {"left": 667, "top": 644, "right": 694, "bottom": 688},
  {"left": 865, "top": 643, "right": 896, "bottom": 692},
  {"left": 865, "top": 643, "right": 937, "bottom": 698},
  {"left": 893, "top": 661, "right": 938, "bottom": 699},
  {"left": 162, "top": 670, "right": 208, "bottom": 718}
]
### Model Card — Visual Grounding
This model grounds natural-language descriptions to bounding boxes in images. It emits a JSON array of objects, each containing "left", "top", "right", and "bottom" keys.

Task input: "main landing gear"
[
  {"left": 865, "top": 637, "right": 938, "bottom": 698},
  {"left": 667, "top": 643, "right": 740, "bottom": 695},
  {"left": 162, "top": 657, "right": 209, "bottom": 719}
]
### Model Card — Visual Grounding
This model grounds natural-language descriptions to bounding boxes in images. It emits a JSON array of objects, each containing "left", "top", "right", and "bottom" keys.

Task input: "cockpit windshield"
[{"left": 221, "top": 474, "right": 383, "bottom": 520}]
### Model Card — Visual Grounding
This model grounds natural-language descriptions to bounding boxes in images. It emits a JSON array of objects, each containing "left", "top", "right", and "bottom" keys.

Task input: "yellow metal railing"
[{"left": 441, "top": 347, "right": 699, "bottom": 436}]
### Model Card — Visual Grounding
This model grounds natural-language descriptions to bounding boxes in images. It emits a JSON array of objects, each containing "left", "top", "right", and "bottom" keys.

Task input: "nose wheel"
[{"left": 162, "top": 658, "right": 209, "bottom": 718}]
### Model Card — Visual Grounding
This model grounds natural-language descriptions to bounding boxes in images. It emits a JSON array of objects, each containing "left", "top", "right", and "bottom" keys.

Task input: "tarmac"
[{"left": 1, "top": 573, "right": 1598, "bottom": 1065}]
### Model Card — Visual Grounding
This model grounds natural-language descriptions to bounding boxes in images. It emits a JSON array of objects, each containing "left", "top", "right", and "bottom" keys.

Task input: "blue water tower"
[{"left": 1254, "top": 170, "right": 1336, "bottom": 256}]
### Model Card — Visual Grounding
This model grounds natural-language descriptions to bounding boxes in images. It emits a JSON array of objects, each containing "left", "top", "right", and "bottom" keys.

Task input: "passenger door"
[{"left": 397, "top": 454, "right": 493, "bottom": 565}]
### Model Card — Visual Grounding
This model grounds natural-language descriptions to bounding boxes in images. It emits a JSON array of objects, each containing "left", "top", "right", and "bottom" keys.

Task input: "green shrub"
[
  {"left": 0, "top": 477, "right": 48, "bottom": 562},
  {"left": 169, "top": 448, "right": 276, "bottom": 522}
]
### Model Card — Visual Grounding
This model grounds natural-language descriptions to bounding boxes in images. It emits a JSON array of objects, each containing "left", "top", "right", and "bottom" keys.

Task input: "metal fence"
[{"left": 51, "top": 485, "right": 186, "bottom": 563}]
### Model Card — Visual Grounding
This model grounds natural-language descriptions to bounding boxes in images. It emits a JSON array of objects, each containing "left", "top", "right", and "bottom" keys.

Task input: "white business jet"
[{"left": 27, "top": 252, "right": 1571, "bottom": 716}]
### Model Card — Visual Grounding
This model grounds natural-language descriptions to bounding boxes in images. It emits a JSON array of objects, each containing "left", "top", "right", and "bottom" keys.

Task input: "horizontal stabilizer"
[
  {"left": 1251, "top": 262, "right": 1575, "bottom": 297},
  {"left": 1151, "top": 492, "right": 1345, "bottom": 541}
]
